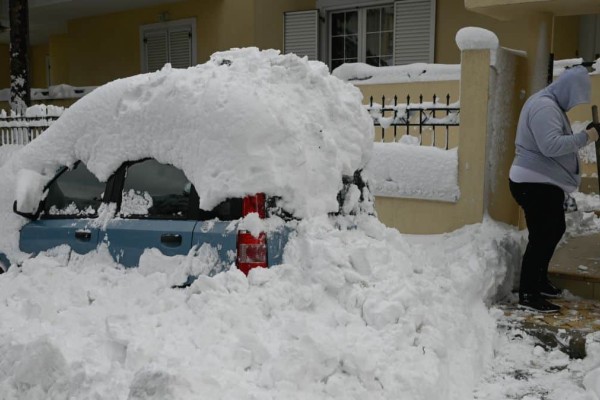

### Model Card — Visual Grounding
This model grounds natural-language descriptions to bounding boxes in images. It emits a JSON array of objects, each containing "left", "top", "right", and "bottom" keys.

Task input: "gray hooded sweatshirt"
[{"left": 511, "top": 66, "right": 591, "bottom": 191}]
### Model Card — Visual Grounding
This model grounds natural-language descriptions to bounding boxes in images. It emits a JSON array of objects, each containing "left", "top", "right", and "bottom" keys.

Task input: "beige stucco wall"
[
  {"left": 0, "top": 0, "right": 583, "bottom": 90},
  {"left": 435, "top": 0, "right": 579, "bottom": 64},
  {"left": 254, "top": 0, "right": 315, "bottom": 51},
  {"left": 356, "top": 50, "right": 499, "bottom": 234},
  {"left": 0, "top": 44, "right": 8, "bottom": 89},
  {"left": 30, "top": 43, "right": 49, "bottom": 88},
  {"left": 29, "top": 0, "right": 312, "bottom": 87},
  {"left": 486, "top": 49, "right": 527, "bottom": 227}
]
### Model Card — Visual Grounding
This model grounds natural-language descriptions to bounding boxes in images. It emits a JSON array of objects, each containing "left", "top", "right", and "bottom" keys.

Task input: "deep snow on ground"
[
  {"left": 0, "top": 214, "right": 520, "bottom": 400},
  {"left": 1, "top": 207, "right": 600, "bottom": 400}
]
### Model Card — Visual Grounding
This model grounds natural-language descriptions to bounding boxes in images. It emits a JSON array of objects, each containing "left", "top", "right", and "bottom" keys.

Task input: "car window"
[
  {"left": 120, "top": 159, "right": 192, "bottom": 219},
  {"left": 43, "top": 162, "right": 105, "bottom": 217}
]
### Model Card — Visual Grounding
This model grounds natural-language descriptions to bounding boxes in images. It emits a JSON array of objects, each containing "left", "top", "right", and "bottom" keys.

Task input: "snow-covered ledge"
[{"left": 0, "top": 84, "right": 97, "bottom": 102}]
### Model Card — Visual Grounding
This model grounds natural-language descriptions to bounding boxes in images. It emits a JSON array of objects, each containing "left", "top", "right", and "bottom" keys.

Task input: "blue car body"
[{"left": 0, "top": 159, "right": 290, "bottom": 276}]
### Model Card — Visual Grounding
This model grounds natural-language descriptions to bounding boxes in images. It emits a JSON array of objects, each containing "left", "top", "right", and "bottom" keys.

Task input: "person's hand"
[{"left": 586, "top": 122, "right": 600, "bottom": 143}]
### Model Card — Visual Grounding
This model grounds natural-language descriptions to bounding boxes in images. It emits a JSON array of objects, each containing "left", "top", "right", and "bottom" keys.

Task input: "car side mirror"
[
  {"left": 13, "top": 169, "right": 48, "bottom": 219},
  {"left": 13, "top": 200, "right": 39, "bottom": 220}
]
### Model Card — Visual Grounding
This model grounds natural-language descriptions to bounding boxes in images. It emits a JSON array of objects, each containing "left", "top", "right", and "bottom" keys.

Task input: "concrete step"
[
  {"left": 548, "top": 233, "right": 600, "bottom": 300},
  {"left": 498, "top": 299, "right": 600, "bottom": 359}
]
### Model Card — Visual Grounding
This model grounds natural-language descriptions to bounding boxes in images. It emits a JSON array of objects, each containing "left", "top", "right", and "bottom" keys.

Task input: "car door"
[
  {"left": 103, "top": 159, "right": 198, "bottom": 267},
  {"left": 19, "top": 161, "right": 105, "bottom": 256}
]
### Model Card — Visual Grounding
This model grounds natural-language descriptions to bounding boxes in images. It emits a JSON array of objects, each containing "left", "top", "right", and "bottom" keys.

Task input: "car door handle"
[
  {"left": 75, "top": 230, "right": 92, "bottom": 241},
  {"left": 161, "top": 234, "right": 182, "bottom": 247}
]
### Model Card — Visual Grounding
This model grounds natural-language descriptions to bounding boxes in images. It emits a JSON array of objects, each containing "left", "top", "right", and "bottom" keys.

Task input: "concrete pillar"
[
  {"left": 525, "top": 12, "right": 554, "bottom": 96},
  {"left": 457, "top": 49, "right": 491, "bottom": 225}
]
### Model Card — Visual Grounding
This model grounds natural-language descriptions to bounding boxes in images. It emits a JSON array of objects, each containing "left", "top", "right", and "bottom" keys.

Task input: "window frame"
[
  {"left": 139, "top": 18, "right": 197, "bottom": 73},
  {"left": 112, "top": 159, "right": 198, "bottom": 221},
  {"left": 328, "top": 4, "right": 394, "bottom": 69},
  {"left": 39, "top": 161, "right": 108, "bottom": 220}
]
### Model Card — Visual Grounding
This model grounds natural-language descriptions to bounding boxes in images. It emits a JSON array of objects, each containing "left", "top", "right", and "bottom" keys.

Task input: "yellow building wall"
[
  {"left": 0, "top": 44, "right": 9, "bottom": 89},
  {"left": 553, "top": 16, "right": 580, "bottom": 59},
  {"left": 48, "top": 34, "right": 69, "bottom": 86},
  {"left": 435, "top": 0, "right": 579, "bottom": 63},
  {"left": 30, "top": 43, "right": 49, "bottom": 88},
  {"left": 254, "top": 0, "right": 315, "bottom": 52},
  {"left": 53, "top": 0, "right": 313, "bottom": 87}
]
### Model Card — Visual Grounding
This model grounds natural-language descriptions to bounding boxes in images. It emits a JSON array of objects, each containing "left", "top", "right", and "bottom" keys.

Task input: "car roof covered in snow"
[{"left": 8, "top": 47, "right": 374, "bottom": 218}]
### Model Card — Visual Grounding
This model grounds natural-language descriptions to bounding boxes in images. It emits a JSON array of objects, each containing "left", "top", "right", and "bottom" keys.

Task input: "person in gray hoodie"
[{"left": 509, "top": 65, "right": 599, "bottom": 313}]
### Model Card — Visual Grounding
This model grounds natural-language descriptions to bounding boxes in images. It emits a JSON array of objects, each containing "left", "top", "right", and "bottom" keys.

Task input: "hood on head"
[{"left": 547, "top": 66, "right": 591, "bottom": 111}]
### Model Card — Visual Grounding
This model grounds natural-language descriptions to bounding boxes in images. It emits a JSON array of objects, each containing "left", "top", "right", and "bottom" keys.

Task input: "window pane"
[
  {"left": 331, "top": 12, "right": 345, "bottom": 36},
  {"left": 331, "top": 59, "right": 344, "bottom": 70},
  {"left": 366, "top": 57, "right": 380, "bottom": 67},
  {"left": 332, "top": 36, "right": 345, "bottom": 59},
  {"left": 345, "top": 35, "right": 358, "bottom": 58},
  {"left": 380, "top": 56, "right": 393, "bottom": 67},
  {"left": 366, "top": 9, "right": 380, "bottom": 33},
  {"left": 346, "top": 58, "right": 358, "bottom": 63},
  {"left": 345, "top": 11, "right": 358, "bottom": 34},
  {"left": 121, "top": 159, "right": 191, "bottom": 218},
  {"left": 44, "top": 162, "right": 104, "bottom": 217},
  {"left": 382, "top": 6, "right": 394, "bottom": 31},
  {"left": 366, "top": 32, "right": 379, "bottom": 58},
  {"left": 381, "top": 32, "right": 394, "bottom": 55}
]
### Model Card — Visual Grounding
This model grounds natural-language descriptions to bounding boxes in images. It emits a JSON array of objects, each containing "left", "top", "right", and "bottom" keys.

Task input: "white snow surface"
[
  {"left": 455, "top": 27, "right": 499, "bottom": 51},
  {"left": 332, "top": 62, "right": 460, "bottom": 85},
  {"left": 0, "top": 214, "right": 522, "bottom": 400},
  {"left": 0, "top": 47, "right": 373, "bottom": 260},
  {"left": 5, "top": 47, "right": 372, "bottom": 216},
  {"left": 364, "top": 142, "right": 459, "bottom": 202}
]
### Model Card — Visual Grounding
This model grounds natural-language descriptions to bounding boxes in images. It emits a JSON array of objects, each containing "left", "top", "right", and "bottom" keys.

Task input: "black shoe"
[
  {"left": 540, "top": 280, "right": 563, "bottom": 299},
  {"left": 518, "top": 294, "right": 560, "bottom": 313}
]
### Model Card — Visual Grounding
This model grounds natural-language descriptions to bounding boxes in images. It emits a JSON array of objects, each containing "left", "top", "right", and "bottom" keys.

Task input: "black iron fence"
[
  {"left": 0, "top": 113, "right": 60, "bottom": 145},
  {"left": 366, "top": 94, "right": 460, "bottom": 149}
]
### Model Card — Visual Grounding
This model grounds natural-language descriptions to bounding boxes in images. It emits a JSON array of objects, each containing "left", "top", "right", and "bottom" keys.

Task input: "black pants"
[{"left": 509, "top": 180, "right": 566, "bottom": 297}]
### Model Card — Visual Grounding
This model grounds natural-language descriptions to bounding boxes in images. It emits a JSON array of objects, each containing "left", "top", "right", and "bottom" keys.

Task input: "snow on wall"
[
  {"left": 455, "top": 27, "right": 499, "bottom": 51},
  {"left": 364, "top": 141, "right": 460, "bottom": 202},
  {"left": 332, "top": 62, "right": 460, "bottom": 85}
]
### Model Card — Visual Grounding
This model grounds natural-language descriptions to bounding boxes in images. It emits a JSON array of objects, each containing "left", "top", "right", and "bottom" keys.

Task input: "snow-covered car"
[{"left": 0, "top": 48, "right": 374, "bottom": 277}]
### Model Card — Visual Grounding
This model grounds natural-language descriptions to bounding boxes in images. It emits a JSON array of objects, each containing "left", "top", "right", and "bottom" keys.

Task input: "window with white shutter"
[
  {"left": 319, "top": 0, "right": 435, "bottom": 69},
  {"left": 140, "top": 18, "right": 196, "bottom": 73},
  {"left": 393, "top": 0, "right": 435, "bottom": 65},
  {"left": 284, "top": 10, "right": 319, "bottom": 60}
]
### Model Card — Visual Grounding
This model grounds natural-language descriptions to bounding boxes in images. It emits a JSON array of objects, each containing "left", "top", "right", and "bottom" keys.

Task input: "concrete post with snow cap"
[{"left": 455, "top": 27, "right": 498, "bottom": 225}]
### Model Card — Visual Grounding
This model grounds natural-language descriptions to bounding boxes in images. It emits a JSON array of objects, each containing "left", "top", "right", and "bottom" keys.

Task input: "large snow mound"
[
  {"left": 4, "top": 47, "right": 373, "bottom": 218},
  {"left": 0, "top": 48, "right": 373, "bottom": 261},
  {"left": 0, "top": 217, "right": 521, "bottom": 399}
]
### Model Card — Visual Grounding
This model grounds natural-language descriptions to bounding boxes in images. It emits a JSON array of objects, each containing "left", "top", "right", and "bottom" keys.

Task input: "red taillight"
[
  {"left": 237, "top": 193, "right": 268, "bottom": 275},
  {"left": 242, "top": 193, "right": 266, "bottom": 218},
  {"left": 236, "top": 232, "right": 267, "bottom": 275}
]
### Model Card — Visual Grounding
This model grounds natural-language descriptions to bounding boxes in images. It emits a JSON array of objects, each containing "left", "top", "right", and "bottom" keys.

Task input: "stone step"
[
  {"left": 548, "top": 233, "right": 600, "bottom": 300},
  {"left": 498, "top": 299, "right": 600, "bottom": 359}
]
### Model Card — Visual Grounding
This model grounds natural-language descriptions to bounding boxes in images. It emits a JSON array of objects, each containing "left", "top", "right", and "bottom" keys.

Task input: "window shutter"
[
  {"left": 393, "top": 0, "right": 435, "bottom": 65},
  {"left": 169, "top": 27, "right": 192, "bottom": 69},
  {"left": 284, "top": 10, "right": 319, "bottom": 60},
  {"left": 144, "top": 30, "right": 168, "bottom": 72}
]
